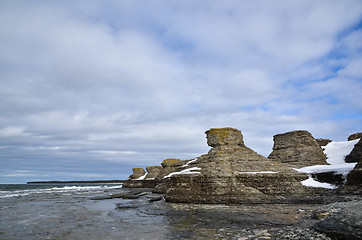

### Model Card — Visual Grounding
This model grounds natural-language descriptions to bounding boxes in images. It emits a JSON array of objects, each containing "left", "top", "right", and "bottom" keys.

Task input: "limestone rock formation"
[
  {"left": 348, "top": 132, "right": 362, "bottom": 141},
  {"left": 315, "top": 138, "right": 332, "bottom": 147},
  {"left": 163, "top": 128, "right": 330, "bottom": 204},
  {"left": 339, "top": 161, "right": 362, "bottom": 195},
  {"left": 153, "top": 159, "right": 186, "bottom": 193},
  {"left": 145, "top": 166, "right": 163, "bottom": 179},
  {"left": 123, "top": 167, "right": 159, "bottom": 188},
  {"left": 345, "top": 138, "right": 362, "bottom": 163},
  {"left": 161, "top": 159, "right": 181, "bottom": 168},
  {"left": 268, "top": 130, "right": 327, "bottom": 168},
  {"left": 129, "top": 168, "right": 146, "bottom": 179}
]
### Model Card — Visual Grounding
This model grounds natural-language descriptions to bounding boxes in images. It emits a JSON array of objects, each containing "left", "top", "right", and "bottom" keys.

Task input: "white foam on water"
[{"left": 0, "top": 184, "right": 123, "bottom": 199}]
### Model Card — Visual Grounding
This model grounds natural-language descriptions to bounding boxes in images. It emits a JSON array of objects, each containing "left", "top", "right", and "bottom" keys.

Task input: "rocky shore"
[
  {"left": 111, "top": 188, "right": 360, "bottom": 240},
  {"left": 120, "top": 127, "right": 361, "bottom": 239}
]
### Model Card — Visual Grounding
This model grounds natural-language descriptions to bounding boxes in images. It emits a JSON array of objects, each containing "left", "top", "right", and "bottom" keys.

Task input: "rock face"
[
  {"left": 314, "top": 200, "right": 362, "bottom": 240},
  {"left": 345, "top": 138, "right": 362, "bottom": 163},
  {"left": 268, "top": 130, "right": 327, "bottom": 168},
  {"left": 348, "top": 132, "right": 362, "bottom": 141},
  {"left": 340, "top": 161, "right": 362, "bottom": 195},
  {"left": 145, "top": 166, "right": 163, "bottom": 179},
  {"left": 164, "top": 128, "right": 330, "bottom": 204},
  {"left": 129, "top": 168, "right": 146, "bottom": 179},
  {"left": 315, "top": 138, "right": 332, "bottom": 147},
  {"left": 123, "top": 167, "right": 159, "bottom": 188}
]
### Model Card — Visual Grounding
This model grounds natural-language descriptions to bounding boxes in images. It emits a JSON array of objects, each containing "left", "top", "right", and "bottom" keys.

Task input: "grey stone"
[
  {"left": 314, "top": 200, "right": 362, "bottom": 240},
  {"left": 268, "top": 130, "right": 328, "bottom": 168}
]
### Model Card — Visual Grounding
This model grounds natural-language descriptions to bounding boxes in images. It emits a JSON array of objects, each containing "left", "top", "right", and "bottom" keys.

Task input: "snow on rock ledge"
[
  {"left": 294, "top": 138, "right": 359, "bottom": 188},
  {"left": 163, "top": 167, "right": 201, "bottom": 179}
]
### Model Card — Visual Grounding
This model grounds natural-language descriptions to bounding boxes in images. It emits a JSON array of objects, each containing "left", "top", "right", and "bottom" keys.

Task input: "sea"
[{"left": 0, "top": 183, "right": 244, "bottom": 240}]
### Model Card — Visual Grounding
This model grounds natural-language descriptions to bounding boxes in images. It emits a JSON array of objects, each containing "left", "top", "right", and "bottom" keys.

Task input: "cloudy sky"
[{"left": 1, "top": 0, "right": 362, "bottom": 183}]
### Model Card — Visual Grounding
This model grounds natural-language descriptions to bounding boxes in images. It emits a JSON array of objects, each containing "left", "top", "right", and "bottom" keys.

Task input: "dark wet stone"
[{"left": 149, "top": 196, "right": 163, "bottom": 202}]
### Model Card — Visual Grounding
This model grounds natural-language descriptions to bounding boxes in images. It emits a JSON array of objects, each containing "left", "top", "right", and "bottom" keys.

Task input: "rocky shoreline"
[
  {"left": 120, "top": 127, "right": 361, "bottom": 239},
  {"left": 112, "top": 188, "right": 361, "bottom": 240}
]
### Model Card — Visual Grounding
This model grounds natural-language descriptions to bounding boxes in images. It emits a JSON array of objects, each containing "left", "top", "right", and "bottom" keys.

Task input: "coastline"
[{"left": 26, "top": 180, "right": 126, "bottom": 185}]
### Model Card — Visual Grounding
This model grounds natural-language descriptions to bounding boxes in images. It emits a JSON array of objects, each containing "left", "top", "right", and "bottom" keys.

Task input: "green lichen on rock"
[
  {"left": 129, "top": 168, "right": 146, "bottom": 179},
  {"left": 205, "top": 127, "right": 245, "bottom": 147},
  {"left": 161, "top": 159, "right": 181, "bottom": 168}
]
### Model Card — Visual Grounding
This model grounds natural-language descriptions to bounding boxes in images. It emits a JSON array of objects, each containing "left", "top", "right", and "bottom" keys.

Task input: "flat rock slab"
[{"left": 314, "top": 200, "right": 362, "bottom": 240}]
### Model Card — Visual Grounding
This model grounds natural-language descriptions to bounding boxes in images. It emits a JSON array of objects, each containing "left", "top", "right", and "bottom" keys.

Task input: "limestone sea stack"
[
  {"left": 123, "top": 167, "right": 159, "bottom": 188},
  {"left": 163, "top": 127, "right": 330, "bottom": 204},
  {"left": 129, "top": 168, "right": 146, "bottom": 180},
  {"left": 268, "top": 130, "right": 327, "bottom": 168},
  {"left": 145, "top": 166, "right": 163, "bottom": 179}
]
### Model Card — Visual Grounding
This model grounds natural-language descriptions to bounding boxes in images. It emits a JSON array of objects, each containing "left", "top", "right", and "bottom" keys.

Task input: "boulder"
[
  {"left": 314, "top": 200, "right": 362, "bottom": 240},
  {"left": 129, "top": 168, "right": 146, "bottom": 179},
  {"left": 145, "top": 166, "right": 163, "bottom": 179},
  {"left": 344, "top": 138, "right": 362, "bottom": 163},
  {"left": 348, "top": 132, "right": 362, "bottom": 141},
  {"left": 164, "top": 128, "right": 331, "bottom": 204},
  {"left": 315, "top": 138, "right": 332, "bottom": 147},
  {"left": 268, "top": 130, "right": 327, "bottom": 168}
]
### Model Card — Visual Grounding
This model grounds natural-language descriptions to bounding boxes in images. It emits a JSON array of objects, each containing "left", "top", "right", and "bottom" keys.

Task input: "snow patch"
[
  {"left": 294, "top": 138, "right": 359, "bottom": 188},
  {"left": 301, "top": 176, "right": 337, "bottom": 189},
  {"left": 163, "top": 167, "right": 201, "bottom": 179},
  {"left": 323, "top": 138, "right": 359, "bottom": 165},
  {"left": 181, "top": 158, "right": 199, "bottom": 167},
  {"left": 135, "top": 173, "right": 147, "bottom": 180}
]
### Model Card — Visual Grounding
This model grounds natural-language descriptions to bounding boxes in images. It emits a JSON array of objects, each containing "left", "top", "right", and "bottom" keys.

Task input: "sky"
[{"left": 0, "top": 0, "right": 362, "bottom": 183}]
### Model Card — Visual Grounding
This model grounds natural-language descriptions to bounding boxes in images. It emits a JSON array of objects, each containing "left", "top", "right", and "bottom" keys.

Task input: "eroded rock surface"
[
  {"left": 316, "top": 138, "right": 332, "bottom": 147},
  {"left": 164, "top": 128, "right": 330, "bottom": 204},
  {"left": 348, "top": 132, "right": 362, "bottom": 141},
  {"left": 268, "top": 130, "right": 327, "bottom": 168},
  {"left": 145, "top": 166, "right": 163, "bottom": 179},
  {"left": 314, "top": 200, "right": 362, "bottom": 240},
  {"left": 129, "top": 168, "right": 146, "bottom": 179},
  {"left": 345, "top": 138, "right": 362, "bottom": 163}
]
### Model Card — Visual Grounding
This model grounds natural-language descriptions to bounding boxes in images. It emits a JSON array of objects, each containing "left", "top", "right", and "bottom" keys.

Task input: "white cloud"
[{"left": 0, "top": 0, "right": 361, "bottom": 183}]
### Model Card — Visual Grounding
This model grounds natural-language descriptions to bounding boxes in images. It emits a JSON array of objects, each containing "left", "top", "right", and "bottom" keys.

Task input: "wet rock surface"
[
  {"left": 268, "top": 130, "right": 327, "bottom": 168},
  {"left": 314, "top": 200, "right": 362, "bottom": 240},
  {"left": 114, "top": 189, "right": 356, "bottom": 239}
]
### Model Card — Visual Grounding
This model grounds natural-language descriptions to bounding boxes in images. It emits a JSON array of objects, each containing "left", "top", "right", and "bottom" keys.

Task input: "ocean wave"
[{"left": 0, "top": 184, "right": 123, "bottom": 199}]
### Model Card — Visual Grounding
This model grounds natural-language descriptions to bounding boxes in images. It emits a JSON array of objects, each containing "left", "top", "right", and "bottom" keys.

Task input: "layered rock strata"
[
  {"left": 268, "top": 130, "right": 327, "bottom": 168},
  {"left": 315, "top": 138, "right": 332, "bottom": 147},
  {"left": 348, "top": 132, "right": 362, "bottom": 141},
  {"left": 345, "top": 138, "right": 362, "bottom": 163},
  {"left": 129, "top": 168, "right": 146, "bottom": 180},
  {"left": 123, "top": 167, "right": 159, "bottom": 188},
  {"left": 145, "top": 166, "right": 163, "bottom": 179},
  {"left": 163, "top": 128, "right": 331, "bottom": 204}
]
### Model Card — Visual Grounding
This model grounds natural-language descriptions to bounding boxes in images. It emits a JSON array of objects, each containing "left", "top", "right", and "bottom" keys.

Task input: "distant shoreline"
[{"left": 26, "top": 180, "right": 126, "bottom": 185}]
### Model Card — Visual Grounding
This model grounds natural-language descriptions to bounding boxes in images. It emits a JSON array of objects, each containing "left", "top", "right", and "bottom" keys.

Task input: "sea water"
[
  {"left": 0, "top": 184, "right": 311, "bottom": 239},
  {"left": 0, "top": 184, "right": 237, "bottom": 239}
]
